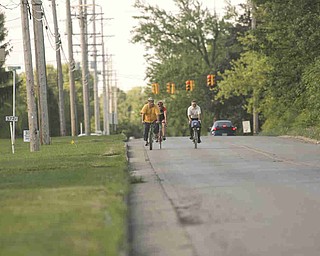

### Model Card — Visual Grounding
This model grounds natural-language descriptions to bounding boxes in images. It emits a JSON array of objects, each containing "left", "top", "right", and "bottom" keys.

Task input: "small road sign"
[{"left": 5, "top": 116, "right": 18, "bottom": 122}]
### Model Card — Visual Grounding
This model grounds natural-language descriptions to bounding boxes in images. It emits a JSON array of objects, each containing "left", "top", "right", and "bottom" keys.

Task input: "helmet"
[{"left": 148, "top": 97, "right": 154, "bottom": 102}]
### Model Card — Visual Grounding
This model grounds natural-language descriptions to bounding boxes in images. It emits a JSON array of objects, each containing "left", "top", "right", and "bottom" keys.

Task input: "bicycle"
[
  {"left": 147, "top": 122, "right": 159, "bottom": 150},
  {"left": 191, "top": 120, "right": 200, "bottom": 149}
]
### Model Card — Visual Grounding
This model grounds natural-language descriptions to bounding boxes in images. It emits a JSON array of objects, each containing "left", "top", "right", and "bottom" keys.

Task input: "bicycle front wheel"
[
  {"left": 159, "top": 124, "right": 162, "bottom": 149},
  {"left": 149, "top": 124, "right": 153, "bottom": 150},
  {"left": 193, "top": 128, "right": 198, "bottom": 149}
]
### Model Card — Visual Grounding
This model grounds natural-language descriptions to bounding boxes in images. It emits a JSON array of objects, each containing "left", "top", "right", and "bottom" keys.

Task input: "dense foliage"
[
  {"left": 124, "top": 0, "right": 252, "bottom": 137},
  {"left": 0, "top": 12, "right": 13, "bottom": 137},
  {"left": 117, "top": 0, "right": 320, "bottom": 140}
]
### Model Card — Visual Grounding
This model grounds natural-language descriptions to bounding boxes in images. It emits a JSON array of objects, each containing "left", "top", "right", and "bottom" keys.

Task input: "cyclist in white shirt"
[{"left": 187, "top": 100, "right": 202, "bottom": 143}]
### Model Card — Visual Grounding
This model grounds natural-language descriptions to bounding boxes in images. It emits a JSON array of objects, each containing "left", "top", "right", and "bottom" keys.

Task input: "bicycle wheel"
[
  {"left": 193, "top": 128, "right": 198, "bottom": 149},
  {"left": 149, "top": 124, "right": 153, "bottom": 150},
  {"left": 158, "top": 124, "right": 162, "bottom": 149}
]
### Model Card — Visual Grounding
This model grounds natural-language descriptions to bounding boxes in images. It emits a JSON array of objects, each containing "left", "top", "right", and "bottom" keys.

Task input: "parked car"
[{"left": 210, "top": 120, "right": 237, "bottom": 136}]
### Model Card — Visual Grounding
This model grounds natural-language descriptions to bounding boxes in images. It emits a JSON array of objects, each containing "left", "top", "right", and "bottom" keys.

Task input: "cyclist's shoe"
[
  {"left": 198, "top": 139, "right": 201, "bottom": 143},
  {"left": 156, "top": 139, "right": 158, "bottom": 142},
  {"left": 163, "top": 136, "right": 166, "bottom": 141},
  {"left": 145, "top": 142, "right": 149, "bottom": 146},
  {"left": 189, "top": 136, "right": 193, "bottom": 140}
]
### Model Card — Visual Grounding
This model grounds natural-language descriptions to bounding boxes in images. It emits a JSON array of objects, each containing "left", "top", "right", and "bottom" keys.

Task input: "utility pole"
[
  {"left": 79, "top": 0, "right": 90, "bottom": 135},
  {"left": 66, "top": 0, "right": 77, "bottom": 137},
  {"left": 106, "top": 54, "right": 112, "bottom": 131},
  {"left": 113, "top": 70, "right": 118, "bottom": 132},
  {"left": 93, "top": 0, "right": 100, "bottom": 133},
  {"left": 101, "top": 17, "right": 110, "bottom": 135},
  {"left": 251, "top": 0, "right": 259, "bottom": 135},
  {"left": 32, "top": 0, "right": 50, "bottom": 144},
  {"left": 51, "top": 0, "right": 66, "bottom": 136},
  {"left": 20, "top": 0, "right": 40, "bottom": 152}
]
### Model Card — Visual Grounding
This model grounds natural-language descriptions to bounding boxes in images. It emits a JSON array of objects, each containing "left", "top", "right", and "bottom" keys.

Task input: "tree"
[
  {"left": 251, "top": 0, "right": 320, "bottom": 134},
  {"left": 131, "top": 0, "right": 252, "bottom": 134},
  {"left": 217, "top": 49, "right": 272, "bottom": 118},
  {"left": 0, "top": 11, "right": 14, "bottom": 138},
  {"left": 117, "top": 87, "right": 145, "bottom": 138}
]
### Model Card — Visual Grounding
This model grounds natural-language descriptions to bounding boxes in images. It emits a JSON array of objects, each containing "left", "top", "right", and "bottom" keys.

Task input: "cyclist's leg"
[
  {"left": 154, "top": 121, "right": 159, "bottom": 139},
  {"left": 144, "top": 123, "right": 150, "bottom": 145},
  {"left": 189, "top": 119, "right": 194, "bottom": 139},
  {"left": 162, "top": 121, "right": 166, "bottom": 139}
]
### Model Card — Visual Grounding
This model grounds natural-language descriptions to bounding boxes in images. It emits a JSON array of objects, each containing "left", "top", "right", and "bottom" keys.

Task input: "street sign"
[
  {"left": 23, "top": 130, "right": 30, "bottom": 142},
  {"left": 5, "top": 116, "right": 18, "bottom": 122},
  {"left": 242, "top": 120, "right": 251, "bottom": 133}
]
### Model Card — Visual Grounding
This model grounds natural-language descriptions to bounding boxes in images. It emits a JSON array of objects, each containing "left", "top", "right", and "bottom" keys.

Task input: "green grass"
[{"left": 0, "top": 134, "right": 129, "bottom": 256}]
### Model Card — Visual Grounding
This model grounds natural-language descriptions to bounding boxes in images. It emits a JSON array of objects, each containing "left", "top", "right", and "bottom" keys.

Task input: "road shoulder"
[{"left": 127, "top": 139, "right": 195, "bottom": 256}]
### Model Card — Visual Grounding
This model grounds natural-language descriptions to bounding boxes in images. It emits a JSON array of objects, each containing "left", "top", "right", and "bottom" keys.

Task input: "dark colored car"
[{"left": 210, "top": 120, "right": 237, "bottom": 136}]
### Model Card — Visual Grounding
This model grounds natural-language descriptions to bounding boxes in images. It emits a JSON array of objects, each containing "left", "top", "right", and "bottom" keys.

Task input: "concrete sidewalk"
[{"left": 127, "top": 139, "right": 195, "bottom": 256}]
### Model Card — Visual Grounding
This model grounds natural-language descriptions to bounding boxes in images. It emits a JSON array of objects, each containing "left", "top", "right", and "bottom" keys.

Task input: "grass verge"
[{"left": 0, "top": 134, "right": 129, "bottom": 256}]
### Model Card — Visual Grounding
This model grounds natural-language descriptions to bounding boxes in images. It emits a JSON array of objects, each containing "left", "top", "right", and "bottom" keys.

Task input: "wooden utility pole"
[
  {"left": 51, "top": 0, "right": 66, "bottom": 136},
  {"left": 101, "top": 16, "right": 110, "bottom": 135},
  {"left": 32, "top": 0, "right": 50, "bottom": 144},
  {"left": 20, "top": 0, "right": 40, "bottom": 152},
  {"left": 93, "top": 0, "right": 100, "bottom": 133},
  {"left": 251, "top": 0, "right": 259, "bottom": 135},
  {"left": 66, "top": 0, "right": 77, "bottom": 136},
  {"left": 79, "top": 0, "right": 90, "bottom": 135},
  {"left": 113, "top": 71, "right": 118, "bottom": 132}
]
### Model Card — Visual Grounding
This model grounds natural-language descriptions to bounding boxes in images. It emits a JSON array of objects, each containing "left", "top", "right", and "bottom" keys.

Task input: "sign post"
[{"left": 6, "top": 66, "right": 21, "bottom": 154}]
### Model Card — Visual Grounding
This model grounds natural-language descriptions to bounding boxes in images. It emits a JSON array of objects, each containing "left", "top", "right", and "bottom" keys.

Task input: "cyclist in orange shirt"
[{"left": 141, "top": 97, "right": 160, "bottom": 146}]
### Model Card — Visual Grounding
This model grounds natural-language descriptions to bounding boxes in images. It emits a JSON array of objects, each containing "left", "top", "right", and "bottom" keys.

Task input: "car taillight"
[
  {"left": 213, "top": 127, "right": 217, "bottom": 131},
  {"left": 232, "top": 127, "right": 236, "bottom": 131}
]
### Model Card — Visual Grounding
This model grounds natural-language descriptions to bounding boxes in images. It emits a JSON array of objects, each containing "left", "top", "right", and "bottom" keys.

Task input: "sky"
[{"left": 2, "top": 0, "right": 245, "bottom": 92}]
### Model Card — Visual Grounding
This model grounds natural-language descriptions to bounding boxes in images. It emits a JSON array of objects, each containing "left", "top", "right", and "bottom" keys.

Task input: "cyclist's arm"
[
  {"left": 164, "top": 109, "right": 167, "bottom": 123},
  {"left": 197, "top": 107, "right": 201, "bottom": 121},
  {"left": 141, "top": 113, "right": 145, "bottom": 123}
]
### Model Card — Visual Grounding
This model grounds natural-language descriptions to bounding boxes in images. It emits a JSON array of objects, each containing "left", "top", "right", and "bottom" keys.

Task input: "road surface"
[{"left": 128, "top": 136, "right": 320, "bottom": 256}]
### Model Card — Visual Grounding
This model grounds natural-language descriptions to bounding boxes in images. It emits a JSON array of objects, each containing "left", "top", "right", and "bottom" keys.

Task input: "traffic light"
[
  {"left": 186, "top": 80, "right": 191, "bottom": 91},
  {"left": 166, "top": 82, "right": 171, "bottom": 93},
  {"left": 171, "top": 83, "right": 175, "bottom": 94},
  {"left": 209, "top": 75, "right": 216, "bottom": 90},
  {"left": 207, "top": 75, "right": 211, "bottom": 87},
  {"left": 151, "top": 83, "right": 159, "bottom": 94},
  {"left": 190, "top": 80, "right": 195, "bottom": 91},
  {"left": 155, "top": 83, "right": 159, "bottom": 94},
  {"left": 207, "top": 74, "right": 216, "bottom": 90},
  {"left": 211, "top": 75, "right": 216, "bottom": 87}
]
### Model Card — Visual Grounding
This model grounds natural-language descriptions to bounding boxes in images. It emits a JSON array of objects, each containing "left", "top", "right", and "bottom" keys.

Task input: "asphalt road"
[{"left": 128, "top": 135, "right": 320, "bottom": 256}]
